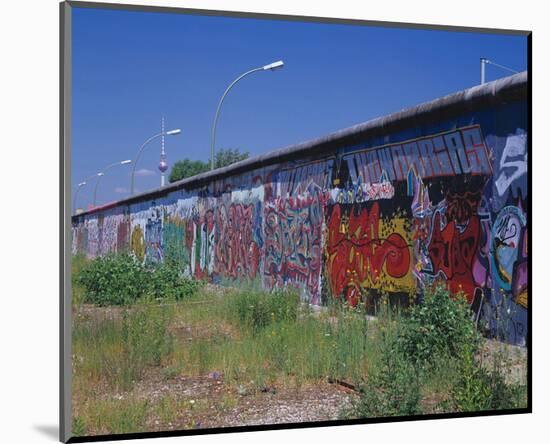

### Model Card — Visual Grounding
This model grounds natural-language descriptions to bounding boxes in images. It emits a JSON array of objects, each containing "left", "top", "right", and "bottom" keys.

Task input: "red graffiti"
[
  {"left": 326, "top": 202, "right": 411, "bottom": 305},
  {"left": 428, "top": 211, "right": 481, "bottom": 302},
  {"left": 116, "top": 218, "right": 130, "bottom": 253},
  {"left": 214, "top": 203, "right": 261, "bottom": 280},
  {"left": 445, "top": 190, "right": 481, "bottom": 224}
]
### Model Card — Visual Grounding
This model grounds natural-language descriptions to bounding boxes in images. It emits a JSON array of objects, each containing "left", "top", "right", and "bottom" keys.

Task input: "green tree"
[
  {"left": 168, "top": 159, "right": 209, "bottom": 183},
  {"left": 213, "top": 148, "right": 249, "bottom": 168},
  {"left": 169, "top": 148, "right": 249, "bottom": 183}
]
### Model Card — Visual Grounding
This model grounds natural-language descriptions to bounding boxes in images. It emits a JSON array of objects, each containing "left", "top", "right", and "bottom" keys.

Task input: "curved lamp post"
[
  {"left": 73, "top": 181, "right": 88, "bottom": 215},
  {"left": 210, "top": 60, "right": 284, "bottom": 171},
  {"left": 130, "top": 129, "right": 181, "bottom": 195},
  {"left": 73, "top": 173, "right": 101, "bottom": 214},
  {"left": 480, "top": 58, "right": 519, "bottom": 84},
  {"left": 92, "top": 159, "right": 132, "bottom": 206}
]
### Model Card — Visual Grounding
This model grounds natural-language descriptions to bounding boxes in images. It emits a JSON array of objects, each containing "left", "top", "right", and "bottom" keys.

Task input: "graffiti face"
[
  {"left": 492, "top": 206, "right": 526, "bottom": 291},
  {"left": 326, "top": 202, "right": 412, "bottom": 305}
]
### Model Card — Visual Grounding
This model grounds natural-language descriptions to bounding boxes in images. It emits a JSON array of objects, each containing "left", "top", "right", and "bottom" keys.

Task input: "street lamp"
[
  {"left": 480, "top": 58, "right": 519, "bottom": 84},
  {"left": 92, "top": 159, "right": 132, "bottom": 206},
  {"left": 130, "top": 128, "right": 182, "bottom": 195},
  {"left": 210, "top": 60, "right": 284, "bottom": 170},
  {"left": 73, "top": 181, "right": 87, "bottom": 215},
  {"left": 73, "top": 173, "right": 102, "bottom": 214}
]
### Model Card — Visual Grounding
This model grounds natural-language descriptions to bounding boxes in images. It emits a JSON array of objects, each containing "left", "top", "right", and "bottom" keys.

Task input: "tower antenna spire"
[{"left": 158, "top": 115, "right": 168, "bottom": 186}]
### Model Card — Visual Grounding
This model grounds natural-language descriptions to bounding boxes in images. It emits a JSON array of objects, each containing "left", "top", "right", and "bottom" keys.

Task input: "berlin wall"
[{"left": 72, "top": 72, "right": 529, "bottom": 346}]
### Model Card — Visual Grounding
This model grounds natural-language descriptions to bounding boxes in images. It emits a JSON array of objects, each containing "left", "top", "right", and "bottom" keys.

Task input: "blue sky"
[{"left": 71, "top": 6, "right": 528, "bottom": 209}]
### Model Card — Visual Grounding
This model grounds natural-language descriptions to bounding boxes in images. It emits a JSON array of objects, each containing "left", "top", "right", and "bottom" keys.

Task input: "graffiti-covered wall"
[{"left": 72, "top": 73, "right": 529, "bottom": 345}]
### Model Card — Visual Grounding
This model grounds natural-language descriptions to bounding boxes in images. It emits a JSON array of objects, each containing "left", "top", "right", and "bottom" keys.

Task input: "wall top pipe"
[{"left": 73, "top": 71, "right": 527, "bottom": 220}]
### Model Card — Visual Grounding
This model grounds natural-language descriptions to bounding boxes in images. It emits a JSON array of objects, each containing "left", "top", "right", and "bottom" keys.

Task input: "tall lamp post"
[
  {"left": 130, "top": 128, "right": 182, "bottom": 195},
  {"left": 480, "top": 58, "right": 519, "bottom": 84},
  {"left": 73, "top": 173, "right": 101, "bottom": 214},
  {"left": 73, "top": 181, "right": 87, "bottom": 215},
  {"left": 92, "top": 159, "right": 132, "bottom": 207},
  {"left": 210, "top": 60, "right": 284, "bottom": 171}
]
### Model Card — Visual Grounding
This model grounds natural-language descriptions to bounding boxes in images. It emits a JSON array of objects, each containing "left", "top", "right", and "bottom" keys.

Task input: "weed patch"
[{"left": 75, "top": 254, "right": 202, "bottom": 306}]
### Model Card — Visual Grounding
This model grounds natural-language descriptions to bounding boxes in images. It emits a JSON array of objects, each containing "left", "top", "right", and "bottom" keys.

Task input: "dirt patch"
[
  {"left": 479, "top": 338, "right": 528, "bottom": 385},
  {"left": 129, "top": 368, "right": 354, "bottom": 431}
]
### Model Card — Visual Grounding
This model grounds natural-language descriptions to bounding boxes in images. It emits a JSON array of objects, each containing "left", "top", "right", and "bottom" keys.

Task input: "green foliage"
[
  {"left": 168, "top": 148, "right": 249, "bottom": 183},
  {"left": 224, "top": 288, "right": 300, "bottom": 331},
  {"left": 346, "top": 311, "right": 421, "bottom": 418},
  {"left": 122, "top": 304, "right": 174, "bottom": 369},
  {"left": 72, "top": 283, "right": 527, "bottom": 432},
  {"left": 448, "top": 343, "right": 492, "bottom": 411},
  {"left": 72, "top": 415, "right": 86, "bottom": 436},
  {"left": 146, "top": 263, "right": 203, "bottom": 301},
  {"left": 344, "top": 286, "right": 526, "bottom": 420},
  {"left": 81, "top": 398, "right": 150, "bottom": 435},
  {"left": 352, "top": 352, "right": 421, "bottom": 418},
  {"left": 215, "top": 296, "right": 370, "bottom": 388},
  {"left": 77, "top": 254, "right": 146, "bottom": 305},
  {"left": 397, "top": 285, "right": 480, "bottom": 370},
  {"left": 168, "top": 158, "right": 209, "bottom": 183},
  {"left": 212, "top": 148, "right": 249, "bottom": 169},
  {"left": 448, "top": 343, "right": 527, "bottom": 412},
  {"left": 73, "top": 303, "right": 174, "bottom": 391},
  {"left": 76, "top": 254, "right": 202, "bottom": 305},
  {"left": 326, "top": 305, "right": 370, "bottom": 383}
]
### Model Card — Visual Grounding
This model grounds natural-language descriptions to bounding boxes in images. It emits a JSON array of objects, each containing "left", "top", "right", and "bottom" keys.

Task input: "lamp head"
[{"left": 263, "top": 60, "right": 284, "bottom": 71}]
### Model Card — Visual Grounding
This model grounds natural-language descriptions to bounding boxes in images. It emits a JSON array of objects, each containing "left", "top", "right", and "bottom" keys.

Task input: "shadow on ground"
[{"left": 33, "top": 424, "right": 58, "bottom": 441}]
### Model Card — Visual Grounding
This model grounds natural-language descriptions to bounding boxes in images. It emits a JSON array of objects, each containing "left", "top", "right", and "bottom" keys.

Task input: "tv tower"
[{"left": 158, "top": 116, "right": 168, "bottom": 187}]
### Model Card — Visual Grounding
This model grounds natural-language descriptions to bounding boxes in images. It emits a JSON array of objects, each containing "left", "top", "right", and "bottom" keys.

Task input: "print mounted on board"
[{"left": 61, "top": 1, "right": 531, "bottom": 442}]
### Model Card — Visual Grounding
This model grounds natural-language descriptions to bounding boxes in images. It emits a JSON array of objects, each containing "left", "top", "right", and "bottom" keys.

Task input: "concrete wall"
[{"left": 72, "top": 73, "right": 529, "bottom": 345}]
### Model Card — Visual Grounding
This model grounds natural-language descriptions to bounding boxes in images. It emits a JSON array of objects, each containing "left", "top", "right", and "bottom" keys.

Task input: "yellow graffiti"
[
  {"left": 131, "top": 225, "right": 145, "bottom": 262},
  {"left": 516, "top": 290, "right": 528, "bottom": 309}
]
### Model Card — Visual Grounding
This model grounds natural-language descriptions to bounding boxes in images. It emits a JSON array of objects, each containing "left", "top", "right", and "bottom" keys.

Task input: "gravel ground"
[
  {"left": 129, "top": 369, "right": 354, "bottom": 431},
  {"left": 480, "top": 338, "right": 528, "bottom": 385}
]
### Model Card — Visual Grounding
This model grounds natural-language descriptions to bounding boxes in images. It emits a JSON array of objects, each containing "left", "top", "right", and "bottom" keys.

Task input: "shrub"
[
  {"left": 397, "top": 285, "right": 480, "bottom": 371},
  {"left": 346, "top": 313, "right": 421, "bottom": 418},
  {"left": 146, "top": 262, "right": 203, "bottom": 301},
  {"left": 448, "top": 343, "right": 527, "bottom": 412},
  {"left": 77, "top": 254, "right": 146, "bottom": 305},
  {"left": 76, "top": 254, "right": 202, "bottom": 305}
]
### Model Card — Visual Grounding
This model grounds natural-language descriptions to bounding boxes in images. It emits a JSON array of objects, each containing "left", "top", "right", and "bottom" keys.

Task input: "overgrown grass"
[
  {"left": 71, "top": 254, "right": 527, "bottom": 435},
  {"left": 73, "top": 398, "right": 149, "bottom": 436},
  {"left": 72, "top": 302, "right": 174, "bottom": 392},
  {"left": 165, "top": 287, "right": 373, "bottom": 391},
  {"left": 71, "top": 253, "right": 88, "bottom": 311},
  {"left": 343, "top": 285, "right": 527, "bottom": 419}
]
